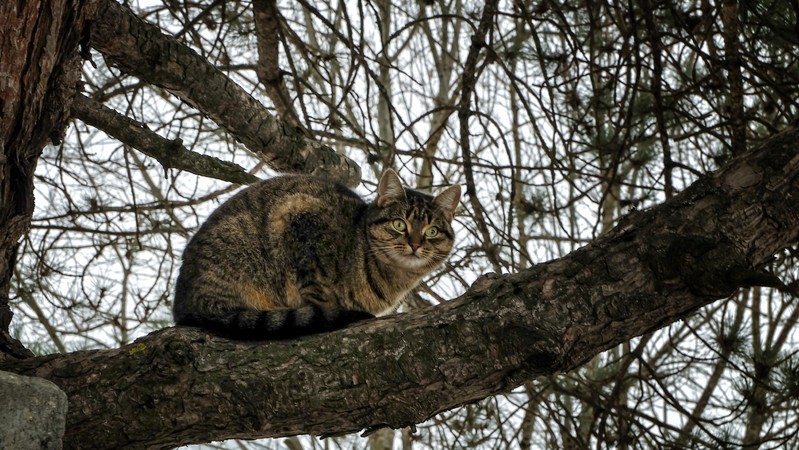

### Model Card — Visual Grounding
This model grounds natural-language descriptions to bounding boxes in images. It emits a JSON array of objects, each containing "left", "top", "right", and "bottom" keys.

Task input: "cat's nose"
[{"left": 410, "top": 242, "right": 422, "bottom": 251}]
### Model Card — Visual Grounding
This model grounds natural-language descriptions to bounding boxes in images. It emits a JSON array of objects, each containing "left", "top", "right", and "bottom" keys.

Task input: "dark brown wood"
[
  {"left": 71, "top": 94, "right": 260, "bottom": 185},
  {"left": 253, "top": 0, "right": 302, "bottom": 128},
  {"left": 721, "top": 0, "right": 747, "bottom": 156},
  {"left": 85, "top": 0, "right": 361, "bottom": 187},
  {"left": 0, "top": 0, "right": 87, "bottom": 361},
  {"left": 3, "top": 127, "right": 798, "bottom": 449}
]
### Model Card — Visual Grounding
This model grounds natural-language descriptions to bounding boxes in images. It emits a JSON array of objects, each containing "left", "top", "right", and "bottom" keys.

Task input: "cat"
[{"left": 173, "top": 169, "right": 461, "bottom": 339}]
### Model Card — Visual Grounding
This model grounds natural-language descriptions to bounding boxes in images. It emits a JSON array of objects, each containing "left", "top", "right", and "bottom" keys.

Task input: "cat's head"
[{"left": 367, "top": 170, "right": 461, "bottom": 273}]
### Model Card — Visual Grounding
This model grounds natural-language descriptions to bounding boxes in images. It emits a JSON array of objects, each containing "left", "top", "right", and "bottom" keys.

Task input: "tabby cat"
[{"left": 173, "top": 170, "right": 461, "bottom": 339}]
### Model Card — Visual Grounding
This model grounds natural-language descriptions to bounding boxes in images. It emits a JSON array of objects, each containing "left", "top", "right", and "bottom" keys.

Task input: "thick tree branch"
[
  {"left": 85, "top": 0, "right": 361, "bottom": 187},
  {"left": 2, "top": 128, "right": 798, "bottom": 449},
  {"left": 71, "top": 93, "right": 260, "bottom": 185}
]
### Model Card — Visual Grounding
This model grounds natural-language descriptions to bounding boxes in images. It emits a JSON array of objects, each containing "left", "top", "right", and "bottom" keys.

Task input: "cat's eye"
[
  {"left": 392, "top": 219, "right": 407, "bottom": 232},
  {"left": 425, "top": 226, "right": 439, "bottom": 238}
]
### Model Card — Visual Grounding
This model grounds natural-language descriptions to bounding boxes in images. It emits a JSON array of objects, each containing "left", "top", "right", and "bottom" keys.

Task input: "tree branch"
[
  {"left": 85, "top": 0, "right": 361, "bottom": 187},
  {"left": 458, "top": 0, "right": 503, "bottom": 271},
  {"left": 2, "top": 127, "right": 798, "bottom": 449},
  {"left": 252, "top": 0, "right": 302, "bottom": 128},
  {"left": 721, "top": 0, "right": 747, "bottom": 156},
  {"left": 71, "top": 93, "right": 260, "bottom": 185}
]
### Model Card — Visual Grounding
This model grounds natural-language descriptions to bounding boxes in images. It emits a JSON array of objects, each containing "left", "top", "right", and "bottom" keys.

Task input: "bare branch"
[
  {"left": 252, "top": 0, "right": 302, "bottom": 128},
  {"left": 721, "top": 0, "right": 747, "bottom": 156},
  {"left": 71, "top": 93, "right": 260, "bottom": 185},
  {"left": 85, "top": 0, "right": 361, "bottom": 186},
  {"left": 458, "top": 0, "right": 502, "bottom": 272}
]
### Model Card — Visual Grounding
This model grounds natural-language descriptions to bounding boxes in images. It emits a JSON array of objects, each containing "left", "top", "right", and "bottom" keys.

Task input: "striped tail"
[{"left": 175, "top": 306, "right": 375, "bottom": 340}]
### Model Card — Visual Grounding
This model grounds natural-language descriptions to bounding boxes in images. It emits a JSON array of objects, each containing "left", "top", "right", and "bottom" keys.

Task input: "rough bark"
[
  {"left": 71, "top": 94, "right": 260, "bottom": 185},
  {"left": 721, "top": 0, "right": 747, "bottom": 156},
  {"left": 252, "top": 0, "right": 302, "bottom": 128},
  {"left": 85, "top": 0, "right": 361, "bottom": 187},
  {"left": 0, "top": 0, "right": 86, "bottom": 360},
  {"left": 2, "top": 128, "right": 798, "bottom": 450}
]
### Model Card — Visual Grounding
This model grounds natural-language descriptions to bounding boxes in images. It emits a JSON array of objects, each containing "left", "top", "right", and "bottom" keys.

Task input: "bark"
[
  {"left": 85, "top": 0, "right": 361, "bottom": 187},
  {"left": 721, "top": 0, "right": 747, "bottom": 156},
  {"left": 252, "top": 0, "right": 302, "bottom": 128},
  {"left": 458, "top": 0, "right": 502, "bottom": 272},
  {"left": 639, "top": 0, "right": 675, "bottom": 199},
  {"left": 2, "top": 128, "right": 798, "bottom": 449},
  {"left": 71, "top": 94, "right": 259, "bottom": 185},
  {"left": 0, "top": 0, "right": 86, "bottom": 360}
]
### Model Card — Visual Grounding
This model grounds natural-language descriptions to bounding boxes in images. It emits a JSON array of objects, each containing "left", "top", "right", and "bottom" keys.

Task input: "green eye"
[
  {"left": 425, "top": 226, "right": 439, "bottom": 238},
  {"left": 392, "top": 219, "right": 407, "bottom": 232}
]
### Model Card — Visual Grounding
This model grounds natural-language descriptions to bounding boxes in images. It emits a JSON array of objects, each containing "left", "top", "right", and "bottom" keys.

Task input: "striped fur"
[
  {"left": 175, "top": 307, "right": 375, "bottom": 340},
  {"left": 173, "top": 170, "right": 460, "bottom": 339}
]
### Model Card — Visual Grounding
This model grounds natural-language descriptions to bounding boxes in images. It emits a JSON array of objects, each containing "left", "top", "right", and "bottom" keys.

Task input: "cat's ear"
[
  {"left": 377, "top": 169, "right": 406, "bottom": 207},
  {"left": 433, "top": 184, "right": 461, "bottom": 221}
]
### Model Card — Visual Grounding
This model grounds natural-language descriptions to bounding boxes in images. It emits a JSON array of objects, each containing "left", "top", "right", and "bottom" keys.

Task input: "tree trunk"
[
  {"left": 0, "top": 0, "right": 86, "bottom": 361},
  {"left": 2, "top": 128, "right": 798, "bottom": 449}
]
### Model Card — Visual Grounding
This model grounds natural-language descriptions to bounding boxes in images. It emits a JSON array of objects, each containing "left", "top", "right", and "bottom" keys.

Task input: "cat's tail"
[{"left": 175, "top": 306, "right": 375, "bottom": 340}]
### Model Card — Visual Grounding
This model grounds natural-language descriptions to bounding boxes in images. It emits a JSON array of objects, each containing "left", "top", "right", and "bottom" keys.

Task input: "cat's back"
[{"left": 194, "top": 175, "right": 364, "bottom": 237}]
